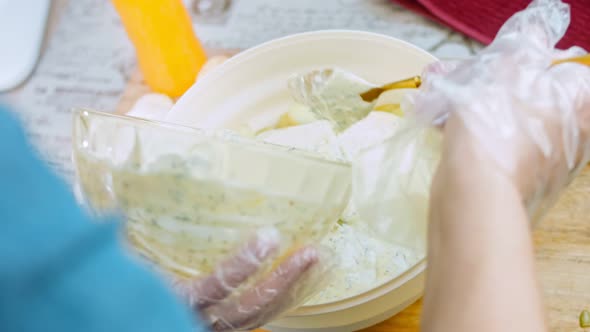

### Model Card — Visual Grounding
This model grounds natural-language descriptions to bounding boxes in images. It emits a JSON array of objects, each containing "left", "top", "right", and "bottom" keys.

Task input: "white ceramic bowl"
[{"left": 168, "top": 30, "right": 436, "bottom": 331}]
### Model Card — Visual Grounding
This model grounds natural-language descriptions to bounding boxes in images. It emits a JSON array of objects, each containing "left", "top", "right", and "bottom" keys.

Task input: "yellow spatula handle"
[
  {"left": 552, "top": 54, "right": 590, "bottom": 67},
  {"left": 112, "top": 0, "right": 208, "bottom": 98}
]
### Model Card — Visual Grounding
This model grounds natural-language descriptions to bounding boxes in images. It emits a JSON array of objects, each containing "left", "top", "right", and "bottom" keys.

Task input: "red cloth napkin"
[{"left": 392, "top": 0, "right": 590, "bottom": 51}]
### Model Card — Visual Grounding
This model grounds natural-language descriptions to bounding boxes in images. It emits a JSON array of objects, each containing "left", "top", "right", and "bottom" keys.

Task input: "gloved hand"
[
  {"left": 353, "top": 0, "right": 590, "bottom": 250},
  {"left": 416, "top": 0, "right": 590, "bottom": 220},
  {"left": 170, "top": 229, "right": 326, "bottom": 332}
]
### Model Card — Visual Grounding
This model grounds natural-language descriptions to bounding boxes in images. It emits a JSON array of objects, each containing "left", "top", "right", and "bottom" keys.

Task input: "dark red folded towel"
[{"left": 392, "top": 0, "right": 590, "bottom": 51}]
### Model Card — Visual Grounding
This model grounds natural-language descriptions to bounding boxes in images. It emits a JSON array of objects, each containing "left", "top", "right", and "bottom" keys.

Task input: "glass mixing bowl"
[{"left": 72, "top": 108, "right": 351, "bottom": 279}]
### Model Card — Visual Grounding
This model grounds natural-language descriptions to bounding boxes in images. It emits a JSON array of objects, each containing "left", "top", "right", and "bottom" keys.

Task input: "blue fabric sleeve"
[{"left": 0, "top": 106, "right": 207, "bottom": 332}]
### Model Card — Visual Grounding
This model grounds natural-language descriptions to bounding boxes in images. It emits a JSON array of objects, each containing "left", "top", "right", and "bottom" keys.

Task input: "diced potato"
[{"left": 276, "top": 102, "right": 317, "bottom": 129}]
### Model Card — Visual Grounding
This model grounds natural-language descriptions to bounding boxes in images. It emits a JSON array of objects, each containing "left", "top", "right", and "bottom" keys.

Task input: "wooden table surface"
[{"left": 118, "top": 71, "right": 590, "bottom": 331}]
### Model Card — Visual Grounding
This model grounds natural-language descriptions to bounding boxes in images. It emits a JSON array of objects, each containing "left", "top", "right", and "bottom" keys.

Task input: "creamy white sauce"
[
  {"left": 306, "top": 213, "right": 423, "bottom": 305},
  {"left": 288, "top": 68, "right": 376, "bottom": 132}
]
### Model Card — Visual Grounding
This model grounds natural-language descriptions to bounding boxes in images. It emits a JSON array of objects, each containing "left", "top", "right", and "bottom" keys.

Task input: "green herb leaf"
[{"left": 580, "top": 310, "right": 590, "bottom": 328}]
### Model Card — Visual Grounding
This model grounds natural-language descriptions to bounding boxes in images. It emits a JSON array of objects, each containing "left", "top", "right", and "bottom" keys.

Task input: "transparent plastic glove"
[
  {"left": 352, "top": 123, "right": 440, "bottom": 252},
  {"left": 417, "top": 0, "right": 590, "bottom": 219},
  {"left": 353, "top": 0, "right": 590, "bottom": 249},
  {"left": 170, "top": 228, "right": 331, "bottom": 331}
]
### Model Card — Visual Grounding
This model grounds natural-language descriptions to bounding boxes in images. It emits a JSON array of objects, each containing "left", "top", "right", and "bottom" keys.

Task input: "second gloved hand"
[{"left": 171, "top": 228, "right": 328, "bottom": 332}]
